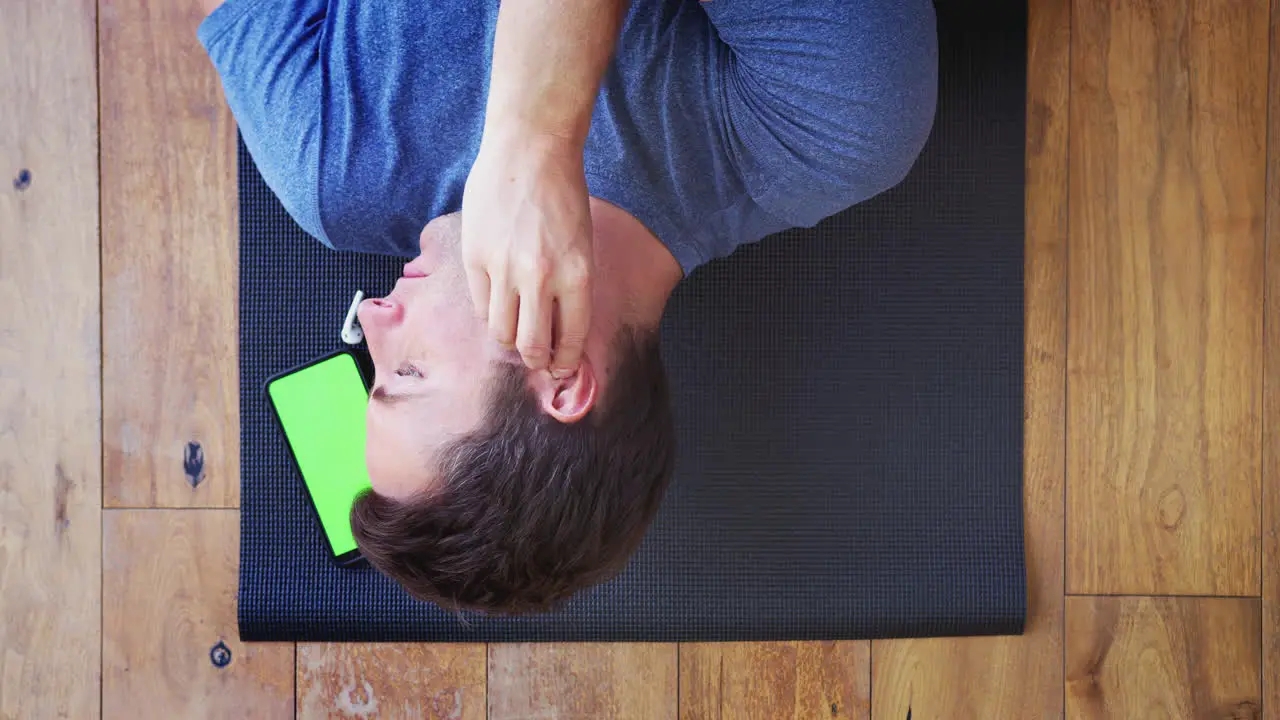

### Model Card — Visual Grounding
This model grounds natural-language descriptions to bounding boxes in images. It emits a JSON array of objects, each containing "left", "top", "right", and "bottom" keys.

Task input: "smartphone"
[{"left": 265, "top": 350, "right": 373, "bottom": 567}]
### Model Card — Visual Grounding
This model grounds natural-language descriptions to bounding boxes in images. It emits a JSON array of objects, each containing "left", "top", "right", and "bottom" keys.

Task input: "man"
[{"left": 200, "top": 0, "right": 937, "bottom": 614}]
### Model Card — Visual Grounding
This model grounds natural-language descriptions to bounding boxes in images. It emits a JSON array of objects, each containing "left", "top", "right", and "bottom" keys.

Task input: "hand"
[{"left": 461, "top": 132, "right": 594, "bottom": 377}]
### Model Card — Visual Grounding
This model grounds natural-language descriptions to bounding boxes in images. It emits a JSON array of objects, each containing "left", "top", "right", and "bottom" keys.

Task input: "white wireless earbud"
[{"left": 341, "top": 290, "right": 365, "bottom": 345}]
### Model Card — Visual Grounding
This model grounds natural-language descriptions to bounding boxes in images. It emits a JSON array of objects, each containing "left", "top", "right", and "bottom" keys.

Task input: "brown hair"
[{"left": 349, "top": 327, "right": 676, "bottom": 615}]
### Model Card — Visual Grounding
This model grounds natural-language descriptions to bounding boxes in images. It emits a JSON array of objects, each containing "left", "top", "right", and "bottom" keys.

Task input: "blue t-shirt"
[{"left": 200, "top": 0, "right": 937, "bottom": 275}]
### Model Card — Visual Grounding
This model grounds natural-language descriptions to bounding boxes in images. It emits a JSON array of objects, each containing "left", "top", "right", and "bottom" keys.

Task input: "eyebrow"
[{"left": 371, "top": 385, "right": 414, "bottom": 406}]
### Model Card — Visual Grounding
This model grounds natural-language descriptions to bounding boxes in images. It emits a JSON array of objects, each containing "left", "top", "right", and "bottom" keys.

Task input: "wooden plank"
[
  {"left": 100, "top": 0, "right": 239, "bottom": 508},
  {"left": 1264, "top": 0, "right": 1280, "bottom": 715},
  {"left": 1066, "top": 0, "right": 1269, "bottom": 595},
  {"left": 297, "top": 644, "right": 487, "bottom": 719},
  {"left": 0, "top": 1, "right": 101, "bottom": 718},
  {"left": 102, "top": 510, "right": 294, "bottom": 718},
  {"left": 488, "top": 644, "right": 677, "bottom": 720},
  {"left": 869, "top": 0, "right": 1069, "bottom": 716},
  {"left": 679, "top": 642, "right": 869, "bottom": 720},
  {"left": 1065, "top": 596, "right": 1261, "bottom": 719}
]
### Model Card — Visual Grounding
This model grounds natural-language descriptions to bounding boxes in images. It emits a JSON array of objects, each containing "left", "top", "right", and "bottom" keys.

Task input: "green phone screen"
[{"left": 267, "top": 352, "right": 371, "bottom": 558}]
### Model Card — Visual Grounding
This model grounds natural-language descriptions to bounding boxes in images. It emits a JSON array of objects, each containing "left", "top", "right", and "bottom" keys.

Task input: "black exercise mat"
[{"left": 239, "top": 0, "right": 1026, "bottom": 642}]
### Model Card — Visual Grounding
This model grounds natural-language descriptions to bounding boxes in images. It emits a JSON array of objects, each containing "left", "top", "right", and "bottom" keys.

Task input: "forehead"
[{"left": 364, "top": 380, "right": 490, "bottom": 499}]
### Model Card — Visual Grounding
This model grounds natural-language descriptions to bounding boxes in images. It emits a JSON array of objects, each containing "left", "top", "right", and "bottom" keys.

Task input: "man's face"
[{"left": 357, "top": 214, "right": 501, "bottom": 499}]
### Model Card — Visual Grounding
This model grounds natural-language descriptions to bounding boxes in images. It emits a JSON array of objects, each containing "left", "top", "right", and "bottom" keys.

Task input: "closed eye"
[{"left": 395, "top": 364, "right": 423, "bottom": 379}]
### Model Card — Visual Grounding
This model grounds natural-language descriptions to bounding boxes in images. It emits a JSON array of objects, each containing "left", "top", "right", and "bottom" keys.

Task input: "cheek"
[
  {"left": 408, "top": 280, "right": 487, "bottom": 357},
  {"left": 437, "top": 305, "right": 485, "bottom": 349}
]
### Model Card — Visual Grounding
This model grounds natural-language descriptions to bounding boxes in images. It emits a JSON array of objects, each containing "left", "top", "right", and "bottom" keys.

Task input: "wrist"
[{"left": 478, "top": 121, "right": 585, "bottom": 166}]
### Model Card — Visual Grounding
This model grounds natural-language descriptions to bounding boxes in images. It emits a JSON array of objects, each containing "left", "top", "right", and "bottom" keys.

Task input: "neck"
[
  {"left": 580, "top": 197, "right": 682, "bottom": 372},
  {"left": 588, "top": 197, "right": 682, "bottom": 326}
]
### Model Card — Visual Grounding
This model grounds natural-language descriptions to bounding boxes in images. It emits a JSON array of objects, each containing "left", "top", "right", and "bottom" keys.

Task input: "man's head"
[{"left": 351, "top": 206, "right": 682, "bottom": 614}]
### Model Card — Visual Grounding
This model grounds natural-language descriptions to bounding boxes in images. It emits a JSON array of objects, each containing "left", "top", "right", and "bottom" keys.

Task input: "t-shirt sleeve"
[
  {"left": 198, "top": 0, "right": 331, "bottom": 246},
  {"left": 697, "top": 0, "right": 939, "bottom": 227}
]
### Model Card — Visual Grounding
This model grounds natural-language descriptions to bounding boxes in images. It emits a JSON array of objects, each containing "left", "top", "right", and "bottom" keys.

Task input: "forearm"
[{"left": 483, "top": 0, "right": 628, "bottom": 149}]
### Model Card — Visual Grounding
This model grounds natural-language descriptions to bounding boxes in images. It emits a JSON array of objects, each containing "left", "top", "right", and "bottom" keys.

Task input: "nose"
[{"left": 356, "top": 296, "right": 404, "bottom": 331}]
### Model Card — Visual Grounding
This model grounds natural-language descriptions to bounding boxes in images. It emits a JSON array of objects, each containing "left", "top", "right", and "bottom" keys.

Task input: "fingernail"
[{"left": 551, "top": 368, "right": 574, "bottom": 380}]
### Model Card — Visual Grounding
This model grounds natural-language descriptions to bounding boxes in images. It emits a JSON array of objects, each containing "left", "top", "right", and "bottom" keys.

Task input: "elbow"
[
  {"left": 742, "top": 0, "right": 939, "bottom": 225},
  {"left": 756, "top": 100, "right": 937, "bottom": 228},
  {"left": 824, "top": 3, "right": 939, "bottom": 203},
  {"left": 832, "top": 100, "right": 936, "bottom": 203},
  {"left": 825, "top": 40, "right": 939, "bottom": 204}
]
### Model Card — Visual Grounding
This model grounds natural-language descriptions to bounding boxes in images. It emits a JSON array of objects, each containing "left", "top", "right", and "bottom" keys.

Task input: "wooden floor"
[{"left": 1, "top": 0, "right": 1277, "bottom": 717}]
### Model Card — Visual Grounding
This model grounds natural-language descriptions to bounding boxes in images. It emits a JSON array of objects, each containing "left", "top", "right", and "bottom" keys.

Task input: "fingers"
[
  {"left": 515, "top": 289, "right": 553, "bottom": 370},
  {"left": 549, "top": 267, "right": 591, "bottom": 378},
  {"left": 488, "top": 281, "right": 519, "bottom": 349},
  {"left": 496, "top": 263, "right": 588, "bottom": 375},
  {"left": 511, "top": 255, "right": 553, "bottom": 369},
  {"left": 460, "top": 199, "right": 593, "bottom": 374},
  {"left": 465, "top": 262, "right": 491, "bottom": 323}
]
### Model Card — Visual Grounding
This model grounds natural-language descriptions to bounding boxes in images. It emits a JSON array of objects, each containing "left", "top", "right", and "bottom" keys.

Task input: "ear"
[{"left": 527, "top": 355, "right": 598, "bottom": 424}]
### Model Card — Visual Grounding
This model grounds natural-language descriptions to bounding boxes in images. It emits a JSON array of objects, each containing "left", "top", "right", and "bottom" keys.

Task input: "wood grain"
[
  {"left": 488, "top": 644, "right": 676, "bottom": 720},
  {"left": 297, "top": 644, "right": 487, "bottom": 720},
  {"left": 870, "top": 0, "right": 1068, "bottom": 715},
  {"left": 0, "top": 2, "right": 101, "bottom": 718},
  {"left": 1065, "top": 596, "right": 1261, "bottom": 719},
  {"left": 102, "top": 510, "right": 294, "bottom": 719},
  {"left": 680, "top": 642, "right": 869, "bottom": 720},
  {"left": 100, "top": 0, "right": 239, "bottom": 508},
  {"left": 1066, "top": 0, "right": 1269, "bottom": 595},
  {"left": 1264, "top": 0, "right": 1280, "bottom": 715}
]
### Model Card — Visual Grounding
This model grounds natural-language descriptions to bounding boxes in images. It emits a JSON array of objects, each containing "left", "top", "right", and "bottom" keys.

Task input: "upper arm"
[{"left": 198, "top": 0, "right": 331, "bottom": 244}]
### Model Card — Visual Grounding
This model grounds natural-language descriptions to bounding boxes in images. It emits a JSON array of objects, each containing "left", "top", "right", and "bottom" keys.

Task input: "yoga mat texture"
[{"left": 238, "top": 0, "right": 1027, "bottom": 642}]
